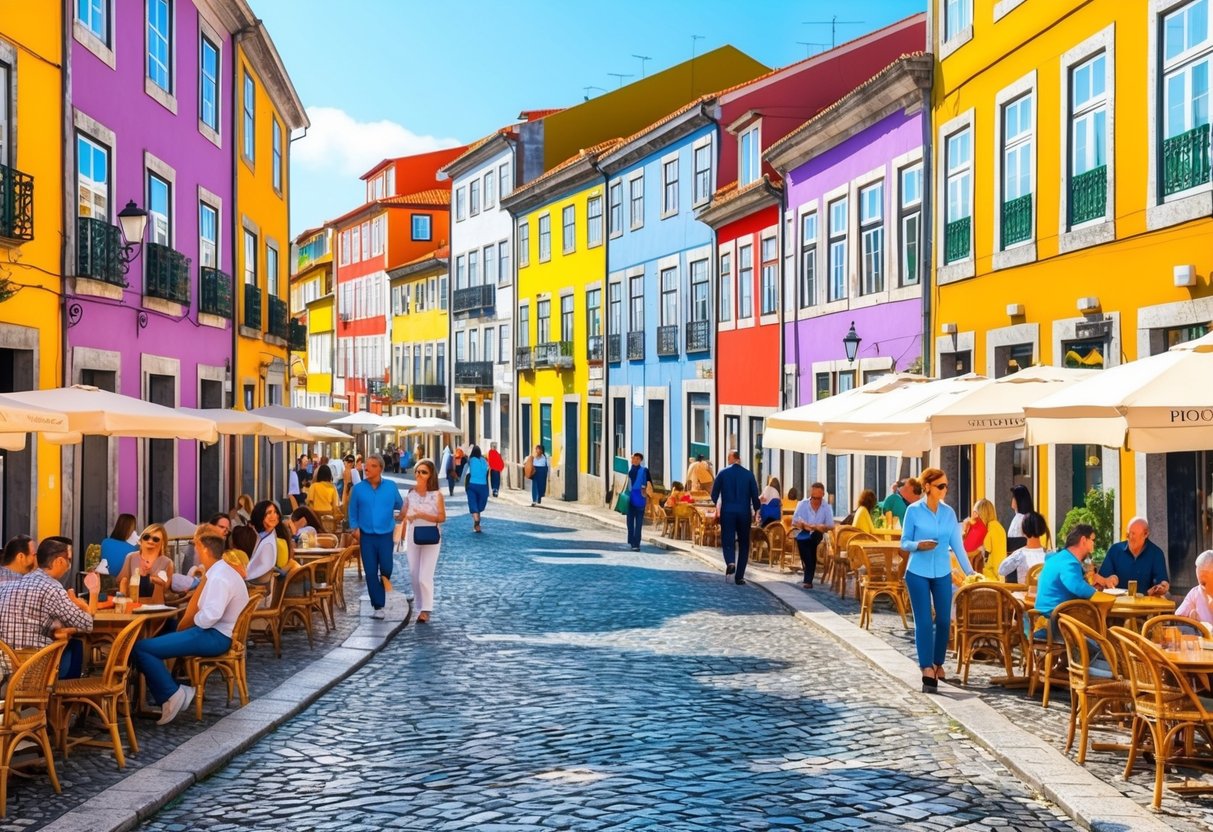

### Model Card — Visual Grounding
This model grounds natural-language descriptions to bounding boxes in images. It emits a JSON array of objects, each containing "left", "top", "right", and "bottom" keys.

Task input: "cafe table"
[
  {"left": 869, "top": 528, "right": 903, "bottom": 541},
  {"left": 295, "top": 546, "right": 343, "bottom": 563},
  {"left": 88, "top": 607, "right": 180, "bottom": 715},
  {"left": 1106, "top": 593, "right": 1176, "bottom": 631}
]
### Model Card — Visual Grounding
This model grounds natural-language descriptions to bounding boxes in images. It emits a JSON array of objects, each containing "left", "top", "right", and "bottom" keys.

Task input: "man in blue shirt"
[
  {"left": 790, "top": 482, "right": 834, "bottom": 589},
  {"left": 1098, "top": 516, "right": 1170, "bottom": 597},
  {"left": 348, "top": 454, "right": 404, "bottom": 619},
  {"left": 710, "top": 449, "right": 760, "bottom": 585}
]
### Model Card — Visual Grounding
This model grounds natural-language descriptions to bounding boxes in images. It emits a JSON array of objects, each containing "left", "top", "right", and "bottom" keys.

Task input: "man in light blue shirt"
[
  {"left": 348, "top": 454, "right": 403, "bottom": 619},
  {"left": 790, "top": 482, "right": 834, "bottom": 589}
]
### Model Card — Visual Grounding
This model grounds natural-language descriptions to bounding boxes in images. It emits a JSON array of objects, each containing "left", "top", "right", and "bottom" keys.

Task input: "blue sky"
[{"left": 255, "top": 0, "right": 927, "bottom": 234}]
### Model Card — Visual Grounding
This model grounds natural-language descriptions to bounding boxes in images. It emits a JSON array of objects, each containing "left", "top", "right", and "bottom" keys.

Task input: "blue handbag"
[{"left": 413, "top": 525, "right": 441, "bottom": 545}]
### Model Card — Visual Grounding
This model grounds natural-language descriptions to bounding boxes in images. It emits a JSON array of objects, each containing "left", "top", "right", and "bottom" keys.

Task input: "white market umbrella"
[
  {"left": 1024, "top": 332, "right": 1213, "bottom": 452},
  {"left": 251, "top": 404, "right": 341, "bottom": 428},
  {"left": 763, "top": 373, "right": 928, "bottom": 453},
  {"left": 380, "top": 413, "right": 420, "bottom": 430},
  {"left": 929, "top": 365, "right": 1096, "bottom": 446},
  {"left": 401, "top": 416, "right": 463, "bottom": 436},
  {"left": 4, "top": 385, "right": 218, "bottom": 442},
  {"left": 181, "top": 408, "right": 313, "bottom": 442},
  {"left": 329, "top": 410, "right": 386, "bottom": 427},
  {"left": 0, "top": 394, "right": 72, "bottom": 450},
  {"left": 308, "top": 426, "right": 355, "bottom": 442}
]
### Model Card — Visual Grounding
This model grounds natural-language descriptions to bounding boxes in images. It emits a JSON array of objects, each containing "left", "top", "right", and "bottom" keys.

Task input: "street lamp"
[
  {"left": 842, "top": 321, "right": 861, "bottom": 364},
  {"left": 116, "top": 200, "right": 148, "bottom": 273}
]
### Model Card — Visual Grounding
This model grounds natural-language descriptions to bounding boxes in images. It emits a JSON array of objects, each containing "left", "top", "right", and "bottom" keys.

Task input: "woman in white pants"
[{"left": 399, "top": 458, "right": 446, "bottom": 624}]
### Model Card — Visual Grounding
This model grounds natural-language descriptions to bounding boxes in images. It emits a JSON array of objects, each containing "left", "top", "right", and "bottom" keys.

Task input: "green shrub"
[{"left": 1059, "top": 487, "right": 1116, "bottom": 563}]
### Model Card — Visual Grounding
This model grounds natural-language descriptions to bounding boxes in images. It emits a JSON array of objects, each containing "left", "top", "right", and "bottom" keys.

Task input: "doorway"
[
  {"left": 466, "top": 401, "right": 477, "bottom": 447},
  {"left": 564, "top": 401, "right": 578, "bottom": 501},
  {"left": 147, "top": 373, "right": 175, "bottom": 522},
  {"left": 648, "top": 400, "right": 664, "bottom": 487},
  {"left": 520, "top": 403, "right": 532, "bottom": 458},
  {"left": 198, "top": 379, "right": 223, "bottom": 520},
  {"left": 80, "top": 369, "right": 116, "bottom": 546},
  {"left": 1166, "top": 451, "right": 1211, "bottom": 589}
]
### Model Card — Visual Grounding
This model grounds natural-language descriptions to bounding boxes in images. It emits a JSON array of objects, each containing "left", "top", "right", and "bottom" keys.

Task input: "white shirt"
[
  {"left": 194, "top": 559, "right": 250, "bottom": 638},
  {"left": 329, "top": 460, "right": 343, "bottom": 481},
  {"left": 998, "top": 544, "right": 1046, "bottom": 584},
  {"left": 246, "top": 531, "right": 278, "bottom": 581},
  {"left": 1007, "top": 512, "right": 1026, "bottom": 538},
  {"left": 289, "top": 470, "right": 300, "bottom": 495},
  {"left": 349, "top": 466, "right": 362, "bottom": 486}
]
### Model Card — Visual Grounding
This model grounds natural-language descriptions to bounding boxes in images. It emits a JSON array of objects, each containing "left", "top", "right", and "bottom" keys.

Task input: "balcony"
[
  {"left": 686, "top": 319, "right": 710, "bottom": 353},
  {"left": 627, "top": 331, "right": 644, "bottom": 361},
  {"left": 268, "top": 295, "right": 289, "bottom": 340},
  {"left": 944, "top": 216, "right": 970, "bottom": 264},
  {"left": 515, "top": 345, "right": 534, "bottom": 371},
  {"left": 145, "top": 242, "right": 191, "bottom": 306},
  {"left": 0, "top": 163, "right": 34, "bottom": 242},
  {"left": 452, "top": 283, "right": 495, "bottom": 316},
  {"left": 607, "top": 334, "right": 621, "bottom": 363},
  {"left": 587, "top": 335, "right": 604, "bottom": 363},
  {"left": 1163, "top": 124, "right": 1211, "bottom": 197},
  {"left": 199, "top": 267, "right": 233, "bottom": 318},
  {"left": 1069, "top": 165, "right": 1106, "bottom": 226},
  {"left": 412, "top": 383, "right": 446, "bottom": 403},
  {"left": 534, "top": 341, "right": 574, "bottom": 369},
  {"left": 243, "top": 283, "right": 262, "bottom": 330},
  {"left": 454, "top": 360, "right": 494, "bottom": 388},
  {"left": 1000, "top": 194, "right": 1032, "bottom": 248},
  {"left": 76, "top": 216, "right": 125, "bottom": 286},
  {"left": 657, "top": 325, "right": 679, "bottom": 357},
  {"left": 289, "top": 318, "right": 307, "bottom": 351},
  {"left": 367, "top": 378, "right": 388, "bottom": 397}
]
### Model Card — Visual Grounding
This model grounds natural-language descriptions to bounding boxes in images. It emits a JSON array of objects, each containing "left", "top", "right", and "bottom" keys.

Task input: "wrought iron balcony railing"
[
  {"left": 268, "top": 295, "right": 289, "bottom": 340},
  {"left": 686, "top": 319, "right": 710, "bottom": 353},
  {"left": 656, "top": 324, "right": 679, "bottom": 357},
  {"left": 515, "top": 346, "right": 534, "bottom": 370},
  {"left": 1069, "top": 165, "right": 1106, "bottom": 227},
  {"left": 243, "top": 282, "right": 262, "bottom": 330},
  {"left": 534, "top": 341, "right": 574, "bottom": 369},
  {"left": 412, "top": 383, "right": 446, "bottom": 403},
  {"left": 454, "top": 360, "right": 493, "bottom": 388},
  {"left": 1163, "top": 123, "right": 1211, "bottom": 197},
  {"left": 199, "top": 267, "right": 233, "bottom": 318},
  {"left": 76, "top": 216, "right": 124, "bottom": 286},
  {"left": 451, "top": 283, "right": 495, "bottom": 316},
  {"left": 627, "top": 330, "right": 644, "bottom": 361},
  {"left": 145, "top": 242, "right": 191, "bottom": 305},
  {"left": 1000, "top": 194, "right": 1032, "bottom": 248},
  {"left": 944, "top": 216, "right": 971, "bottom": 264},
  {"left": 0, "top": 163, "right": 34, "bottom": 242},
  {"left": 607, "top": 334, "right": 621, "bottom": 363},
  {"left": 587, "top": 335, "right": 604, "bottom": 363}
]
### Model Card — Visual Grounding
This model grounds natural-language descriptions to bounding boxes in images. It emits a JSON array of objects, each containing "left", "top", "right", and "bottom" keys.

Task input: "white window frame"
[
  {"left": 798, "top": 207, "right": 818, "bottom": 311},
  {"left": 469, "top": 178, "right": 480, "bottom": 216},
  {"left": 199, "top": 199, "right": 219, "bottom": 269},
  {"left": 145, "top": 0, "right": 173, "bottom": 95},
  {"left": 739, "top": 123, "right": 761, "bottom": 186},
  {"left": 587, "top": 194, "right": 603, "bottom": 248},
  {"left": 1059, "top": 25, "right": 1116, "bottom": 253},
  {"left": 893, "top": 155, "right": 924, "bottom": 291},
  {"left": 538, "top": 213, "right": 551, "bottom": 262},
  {"left": 692, "top": 134, "right": 714, "bottom": 207},
  {"left": 658, "top": 260, "right": 679, "bottom": 328},
  {"left": 241, "top": 70, "right": 255, "bottom": 164},
  {"left": 827, "top": 196, "right": 848, "bottom": 303},
  {"left": 608, "top": 180, "right": 624, "bottom": 238},
  {"left": 716, "top": 244, "right": 734, "bottom": 330},
  {"left": 518, "top": 219, "right": 529, "bottom": 267},
  {"left": 939, "top": 0, "right": 973, "bottom": 59},
  {"left": 737, "top": 241, "right": 754, "bottom": 323},
  {"left": 498, "top": 162, "right": 511, "bottom": 198},
  {"left": 483, "top": 169, "right": 496, "bottom": 210},
  {"left": 936, "top": 108, "right": 976, "bottom": 285},
  {"left": 76, "top": 132, "right": 111, "bottom": 221},
  {"left": 858, "top": 180, "right": 884, "bottom": 296},
  {"left": 992, "top": 71, "right": 1037, "bottom": 270},
  {"left": 759, "top": 231, "right": 779, "bottom": 320},
  {"left": 661, "top": 152, "right": 679, "bottom": 218},
  {"left": 628, "top": 172, "right": 644, "bottom": 230},
  {"left": 455, "top": 186, "right": 466, "bottom": 222},
  {"left": 198, "top": 29, "right": 221, "bottom": 143},
  {"left": 562, "top": 204, "right": 575, "bottom": 254},
  {"left": 272, "top": 118, "right": 283, "bottom": 193}
]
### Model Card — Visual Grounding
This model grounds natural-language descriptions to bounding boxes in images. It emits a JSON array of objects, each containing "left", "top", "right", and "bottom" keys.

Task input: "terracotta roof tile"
[
  {"left": 518, "top": 108, "right": 563, "bottom": 121},
  {"left": 397, "top": 245, "right": 449, "bottom": 271},
  {"left": 379, "top": 189, "right": 451, "bottom": 208},
  {"left": 510, "top": 138, "right": 624, "bottom": 199}
]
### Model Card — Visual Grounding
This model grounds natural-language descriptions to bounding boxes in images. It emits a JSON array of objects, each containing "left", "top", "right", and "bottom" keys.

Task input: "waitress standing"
[{"left": 900, "top": 468, "right": 973, "bottom": 693}]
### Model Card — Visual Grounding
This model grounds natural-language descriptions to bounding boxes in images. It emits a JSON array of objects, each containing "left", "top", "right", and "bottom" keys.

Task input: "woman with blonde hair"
[
  {"left": 234, "top": 494, "right": 254, "bottom": 524},
  {"left": 115, "top": 522, "right": 174, "bottom": 604},
  {"left": 398, "top": 458, "right": 446, "bottom": 624},
  {"left": 971, "top": 499, "right": 1008, "bottom": 580}
]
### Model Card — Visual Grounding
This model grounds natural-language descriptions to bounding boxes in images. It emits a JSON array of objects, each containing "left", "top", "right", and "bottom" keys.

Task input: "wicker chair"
[
  {"left": 314, "top": 534, "right": 340, "bottom": 549},
  {"left": 1140, "top": 614, "right": 1207, "bottom": 644},
  {"left": 851, "top": 543, "right": 909, "bottom": 630},
  {"left": 279, "top": 565, "right": 317, "bottom": 650},
  {"left": 185, "top": 595, "right": 262, "bottom": 721},
  {"left": 51, "top": 618, "right": 143, "bottom": 769},
  {"left": 331, "top": 544, "right": 359, "bottom": 612},
  {"left": 953, "top": 584, "right": 1024, "bottom": 683},
  {"left": 762, "top": 523, "right": 788, "bottom": 571},
  {"left": 248, "top": 572, "right": 290, "bottom": 658},
  {"left": 1024, "top": 563, "right": 1044, "bottom": 602},
  {"left": 1057, "top": 615, "right": 1133, "bottom": 765},
  {"left": 308, "top": 555, "right": 338, "bottom": 632},
  {"left": 749, "top": 526, "right": 770, "bottom": 566},
  {"left": 660, "top": 506, "right": 676, "bottom": 537},
  {"left": 1027, "top": 598, "right": 1105, "bottom": 708},
  {"left": 671, "top": 504, "right": 695, "bottom": 541},
  {"left": 833, "top": 530, "right": 875, "bottom": 598},
  {"left": 0, "top": 640, "right": 67, "bottom": 817}
]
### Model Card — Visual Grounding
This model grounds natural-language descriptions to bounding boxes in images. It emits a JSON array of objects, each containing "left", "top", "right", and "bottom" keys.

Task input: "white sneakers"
[
  {"left": 371, "top": 609, "right": 385, "bottom": 619},
  {"left": 157, "top": 684, "right": 195, "bottom": 725}
]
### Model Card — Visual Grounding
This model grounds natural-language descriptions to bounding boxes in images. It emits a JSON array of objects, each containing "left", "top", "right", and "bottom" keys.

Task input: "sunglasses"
[
  {"left": 417, "top": 468, "right": 431, "bottom": 475},
  {"left": 932, "top": 482, "right": 949, "bottom": 491},
  {"left": 141, "top": 533, "right": 162, "bottom": 543}
]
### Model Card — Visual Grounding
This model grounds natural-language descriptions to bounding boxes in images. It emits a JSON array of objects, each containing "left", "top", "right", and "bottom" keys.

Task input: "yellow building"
[
  {"left": 291, "top": 226, "right": 333, "bottom": 409},
  {"left": 503, "top": 142, "right": 617, "bottom": 504},
  {"left": 0, "top": 2, "right": 63, "bottom": 539},
  {"left": 389, "top": 248, "right": 449, "bottom": 460},
  {"left": 931, "top": 0, "right": 1213, "bottom": 582}
]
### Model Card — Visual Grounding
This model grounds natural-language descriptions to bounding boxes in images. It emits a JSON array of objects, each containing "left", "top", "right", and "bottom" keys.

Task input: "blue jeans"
[
  {"left": 626, "top": 502, "right": 645, "bottom": 548},
  {"left": 360, "top": 531, "right": 394, "bottom": 610},
  {"left": 132, "top": 626, "right": 231, "bottom": 704},
  {"left": 467, "top": 482, "right": 489, "bottom": 514},
  {"left": 905, "top": 571, "right": 953, "bottom": 669},
  {"left": 490, "top": 470, "right": 501, "bottom": 495},
  {"left": 719, "top": 511, "right": 752, "bottom": 580},
  {"left": 59, "top": 638, "right": 84, "bottom": 680},
  {"left": 531, "top": 467, "right": 548, "bottom": 504}
]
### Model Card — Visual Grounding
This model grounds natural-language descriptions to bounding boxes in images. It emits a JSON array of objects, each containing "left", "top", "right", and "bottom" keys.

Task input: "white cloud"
[{"left": 293, "top": 106, "right": 462, "bottom": 178}]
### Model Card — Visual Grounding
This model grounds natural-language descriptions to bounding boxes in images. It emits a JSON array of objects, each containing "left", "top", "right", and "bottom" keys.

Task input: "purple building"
[
  {"left": 65, "top": 0, "right": 251, "bottom": 544},
  {"left": 764, "top": 55, "right": 932, "bottom": 510}
]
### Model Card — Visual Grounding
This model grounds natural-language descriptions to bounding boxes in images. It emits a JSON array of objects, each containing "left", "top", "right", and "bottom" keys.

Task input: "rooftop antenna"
[
  {"left": 796, "top": 41, "right": 828, "bottom": 58},
  {"left": 691, "top": 34, "right": 705, "bottom": 59},
  {"left": 802, "top": 15, "right": 864, "bottom": 49},
  {"left": 583, "top": 85, "right": 607, "bottom": 101},
  {"left": 632, "top": 53, "right": 652, "bottom": 78},
  {"left": 607, "top": 72, "right": 633, "bottom": 88}
]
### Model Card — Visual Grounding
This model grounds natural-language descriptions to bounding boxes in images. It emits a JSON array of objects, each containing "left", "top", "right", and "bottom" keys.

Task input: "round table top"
[
  {"left": 1157, "top": 646, "right": 1213, "bottom": 671},
  {"left": 1104, "top": 593, "right": 1177, "bottom": 616}
]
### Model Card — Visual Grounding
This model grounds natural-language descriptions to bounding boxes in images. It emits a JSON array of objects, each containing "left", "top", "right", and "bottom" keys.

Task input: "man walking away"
[
  {"left": 711, "top": 449, "right": 760, "bottom": 585},
  {"left": 348, "top": 454, "right": 404, "bottom": 620},
  {"left": 487, "top": 442, "right": 505, "bottom": 497}
]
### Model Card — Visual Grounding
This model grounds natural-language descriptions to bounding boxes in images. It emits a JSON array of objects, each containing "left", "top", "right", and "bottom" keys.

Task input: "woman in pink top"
[{"left": 1175, "top": 550, "right": 1213, "bottom": 627}]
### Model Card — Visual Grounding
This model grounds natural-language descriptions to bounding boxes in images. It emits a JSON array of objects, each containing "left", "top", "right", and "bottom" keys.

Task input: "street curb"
[
  {"left": 515, "top": 492, "right": 1174, "bottom": 832},
  {"left": 40, "top": 593, "right": 413, "bottom": 832}
]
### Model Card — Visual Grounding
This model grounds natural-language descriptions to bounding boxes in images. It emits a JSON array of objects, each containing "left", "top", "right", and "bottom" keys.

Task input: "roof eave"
[
  {"left": 440, "top": 133, "right": 517, "bottom": 181},
  {"left": 388, "top": 258, "right": 449, "bottom": 281},
  {"left": 598, "top": 102, "right": 717, "bottom": 173},
  {"left": 500, "top": 157, "right": 602, "bottom": 216},
  {"left": 696, "top": 178, "right": 783, "bottom": 228}
]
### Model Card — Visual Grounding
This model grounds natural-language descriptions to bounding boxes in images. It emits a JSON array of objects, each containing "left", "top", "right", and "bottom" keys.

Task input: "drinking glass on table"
[
  {"left": 1127, "top": 579, "right": 1138, "bottom": 598},
  {"left": 1182, "top": 633, "right": 1200, "bottom": 652},
  {"left": 1163, "top": 626, "right": 1182, "bottom": 651}
]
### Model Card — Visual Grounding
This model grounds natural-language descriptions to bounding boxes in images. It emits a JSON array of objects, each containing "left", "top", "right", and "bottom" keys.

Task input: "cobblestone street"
[{"left": 140, "top": 489, "right": 1076, "bottom": 831}]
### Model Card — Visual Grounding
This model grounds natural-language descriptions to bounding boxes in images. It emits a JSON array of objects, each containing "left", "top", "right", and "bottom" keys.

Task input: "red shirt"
[{"left": 488, "top": 449, "right": 505, "bottom": 472}]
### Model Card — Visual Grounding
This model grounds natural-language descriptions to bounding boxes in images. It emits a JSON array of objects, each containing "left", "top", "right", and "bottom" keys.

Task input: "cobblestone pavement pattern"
[{"left": 140, "top": 490, "right": 1078, "bottom": 832}]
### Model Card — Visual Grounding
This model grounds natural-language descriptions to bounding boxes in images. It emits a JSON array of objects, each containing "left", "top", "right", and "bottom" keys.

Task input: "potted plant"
[{"left": 1059, "top": 487, "right": 1116, "bottom": 565}]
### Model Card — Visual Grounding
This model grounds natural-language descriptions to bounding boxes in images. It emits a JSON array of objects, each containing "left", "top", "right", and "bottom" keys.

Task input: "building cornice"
[
  {"left": 598, "top": 100, "right": 718, "bottom": 174},
  {"left": 388, "top": 258, "right": 449, "bottom": 282},
  {"left": 440, "top": 132, "right": 517, "bottom": 181},
  {"left": 696, "top": 176, "right": 782, "bottom": 228},
  {"left": 233, "top": 3, "right": 309, "bottom": 130}
]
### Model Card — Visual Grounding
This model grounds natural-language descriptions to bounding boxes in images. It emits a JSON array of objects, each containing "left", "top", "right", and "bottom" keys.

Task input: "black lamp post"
[
  {"left": 842, "top": 321, "right": 861, "bottom": 364},
  {"left": 116, "top": 200, "right": 148, "bottom": 273}
]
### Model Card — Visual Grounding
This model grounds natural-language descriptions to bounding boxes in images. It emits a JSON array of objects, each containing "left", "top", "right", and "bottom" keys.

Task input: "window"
[
  {"left": 945, "top": 0, "right": 971, "bottom": 42},
  {"left": 455, "top": 331, "right": 465, "bottom": 362},
  {"left": 483, "top": 170, "right": 496, "bottom": 209},
  {"left": 518, "top": 220, "right": 529, "bottom": 267},
  {"left": 760, "top": 236, "right": 778, "bottom": 314},
  {"left": 360, "top": 221, "right": 370, "bottom": 260},
  {"left": 412, "top": 213, "right": 432, "bottom": 241},
  {"left": 455, "top": 255, "right": 466, "bottom": 289},
  {"left": 483, "top": 326, "right": 495, "bottom": 362},
  {"left": 483, "top": 245, "right": 496, "bottom": 289},
  {"left": 662, "top": 158, "right": 679, "bottom": 215},
  {"left": 469, "top": 329, "right": 479, "bottom": 362},
  {"left": 660, "top": 266, "right": 678, "bottom": 326},
  {"left": 899, "top": 165, "right": 922, "bottom": 286},
  {"left": 455, "top": 187, "right": 466, "bottom": 221},
  {"left": 267, "top": 244, "right": 279, "bottom": 297},
  {"left": 689, "top": 259, "right": 709, "bottom": 322},
  {"left": 693, "top": 142, "right": 712, "bottom": 204},
  {"left": 608, "top": 181, "right": 623, "bottom": 236},
  {"left": 828, "top": 197, "right": 847, "bottom": 301},
  {"left": 272, "top": 119, "right": 283, "bottom": 191},
  {"left": 738, "top": 244, "right": 753, "bottom": 318},
  {"left": 1162, "top": 1, "right": 1212, "bottom": 196},
  {"left": 689, "top": 393, "right": 710, "bottom": 455},
  {"left": 78, "top": 0, "right": 107, "bottom": 41},
  {"left": 469, "top": 178, "right": 480, "bottom": 216},
  {"left": 199, "top": 202, "right": 218, "bottom": 268},
  {"left": 519, "top": 305, "right": 530, "bottom": 346},
  {"left": 799, "top": 212, "right": 817, "bottom": 307},
  {"left": 439, "top": 274, "right": 447, "bottom": 310},
  {"left": 499, "top": 324, "right": 510, "bottom": 362},
  {"left": 146, "top": 0, "right": 171, "bottom": 92},
  {"left": 1069, "top": 53, "right": 1108, "bottom": 224},
  {"left": 1001, "top": 93, "right": 1033, "bottom": 248},
  {"left": 147, "top": 172, "right": 170, "bottom": 245},
  {"left": 717, "top": 251, "right": 733, "bottom": 322},
  {"left": 200, "top": 35, "right": 219, "bottom": 132},
  {"left": 739, "top": 125, "right": 760, "bottom": 186},
  {"left": 242, "top": 71, "right": 255, "bottom": 162},
  {"left": 629, "top": 275, "right": 644, "bottom": 331},
  {"left": 562, "top": 205, "right": 575, "bottom": 254},
  {"left": 468, "top": 249, "right": 479, "bottom": 286},
  {"left": 77, "top": 135, "right": 109, "bottom": 219},
  {"left": 859, "top": 182, "right": 884, "bottom": 294},
  {"left": 587, "top": 195, "right": 603, "bottom": 247},
  {"left": 629, "top": 175, "right": 644, "bottom": 229},
  {"left": 339, "top": 230, "right": 350, "bottom": 265},
  {"left": 560, "top": 294, "right": 574, "bottom": 341},
  {"left": 537, "top": 298, "right": 550, "bottom": 344},
  {"left": 498, "top": 239, "right": 510, "bottom": 284},
  {"left": 538, "top": 214, "right": 551, "bottom": 262},
  {"left": 944, "top": 128, "right": 972, "bottom": 262},
  {"left": 587, "top": 287, "right": 602, "bottom": 340},
  {"left": 588, "top": 404, "right": 603, "bottom": 477},
  {"left": 243, "top": 230, "right": 257, "bottom": 286},
  {"left": 499, "top": 162, "right": 511, "bottom": 198}
]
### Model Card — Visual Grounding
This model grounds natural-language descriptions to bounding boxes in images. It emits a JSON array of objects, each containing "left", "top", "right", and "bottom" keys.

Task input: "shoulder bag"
[
  {"left": 524, "top": 455, "right": 535, "bottom": 479},
  {"left": 413, "top": 525, "right": 441, "bottom": 546}
]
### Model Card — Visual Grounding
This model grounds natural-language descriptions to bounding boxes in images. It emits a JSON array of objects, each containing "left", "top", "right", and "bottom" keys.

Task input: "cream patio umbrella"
[
  {"left": 1024, "top": 331, "right": 1213, "bottom": 452},
  {"left": 328, "top": 410, "right": 386, "bottom": 427},
  {"left": 762, "top": 373, "right": 929, "bottom": 453},
  {"left": 307, "top": 426, "right": 356, "bottom": 442},
  {"left": 401, "top": 416, "right": 463, "bottom": 436},
  {"left": 4, "top": 385, "right": 218, "bottom": 442},
  {"left": 251, "top": 404, "right": 341, "bottom": 428},
  {"left": 380, "top": 412, "right": 420, "bottom": 430},
  {"left": 0, "top": 394, "right": 71, "bottom": 450},
  {"left": 181, "top": 408, "right": 313, "bottom": 442}
]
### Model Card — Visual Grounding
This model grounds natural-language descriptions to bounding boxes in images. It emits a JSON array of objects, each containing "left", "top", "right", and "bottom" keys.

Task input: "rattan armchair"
[
  {"left": 852, "top": 543, "right": 909, "bottom": 630},
  {"left": 0, "top": 640, "right": 67, "bottom": 817},
  {"left": 1026, "top": 598, "right": 1106, "bottom": 708},
  {"left": 185, "top": 594, "right": 262, "bottom": 721},
  {"left": 1057, "top": 615, "right": 1132, "bottom": 765}
]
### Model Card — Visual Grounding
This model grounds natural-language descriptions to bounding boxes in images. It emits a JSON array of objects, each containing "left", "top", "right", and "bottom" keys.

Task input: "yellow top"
[
  {"left": 309, "top": 481, "right": 339, "bottom": 513},
  {"left": 853, "top": 506, "right": 875, "bottom": 535},
  {"left": 981, "top": 520, "right": 1008, "bottom": 581}
]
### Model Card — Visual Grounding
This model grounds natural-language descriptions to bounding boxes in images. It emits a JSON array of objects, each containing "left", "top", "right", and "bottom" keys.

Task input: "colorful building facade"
[
  {"left": 389, "top": 247, "right": 450, "bottom": 458},
  {"left": 930, "top": 0, "right": 1213, "bottom": 583},
  {"left": 290, "top": 226, "right": 333, "bottom": 410},
  {"left": 0, "top": 0, "right": 64, "bottom": 540}
]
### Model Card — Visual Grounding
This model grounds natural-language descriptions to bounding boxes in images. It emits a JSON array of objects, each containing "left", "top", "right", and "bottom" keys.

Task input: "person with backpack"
[{"left": 625, "top": 452, "right": 653, "bottom": 551}]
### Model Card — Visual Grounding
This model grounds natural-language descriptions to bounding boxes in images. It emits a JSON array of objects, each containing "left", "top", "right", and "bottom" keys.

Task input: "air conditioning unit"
[{"left": 339, "top": 312, "right": 352, "bottom": 323}]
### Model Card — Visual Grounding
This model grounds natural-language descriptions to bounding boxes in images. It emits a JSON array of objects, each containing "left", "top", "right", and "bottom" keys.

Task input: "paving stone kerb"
[{"left": 506, "top": 491, "right": 1175, "bottom": 832}]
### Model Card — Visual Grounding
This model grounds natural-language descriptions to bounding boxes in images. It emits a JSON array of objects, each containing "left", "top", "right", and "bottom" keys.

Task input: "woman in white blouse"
[
  {"left": 997, "top": 511, "right": 1049, "bottom": 584},
  {"left": 399, "top": 459, "right": 446, "bottom": 624}
]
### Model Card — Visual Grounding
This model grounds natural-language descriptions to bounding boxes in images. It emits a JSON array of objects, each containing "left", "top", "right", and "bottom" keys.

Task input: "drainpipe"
[
  {"left": 60, "top": 0, "right": 72, "bottom": 542},
  {"left": 593, "top": 160, "right": 610, "bottom": 505},
  {"left": 920, "top": 74, "right": 934, "bottom": 378}
]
